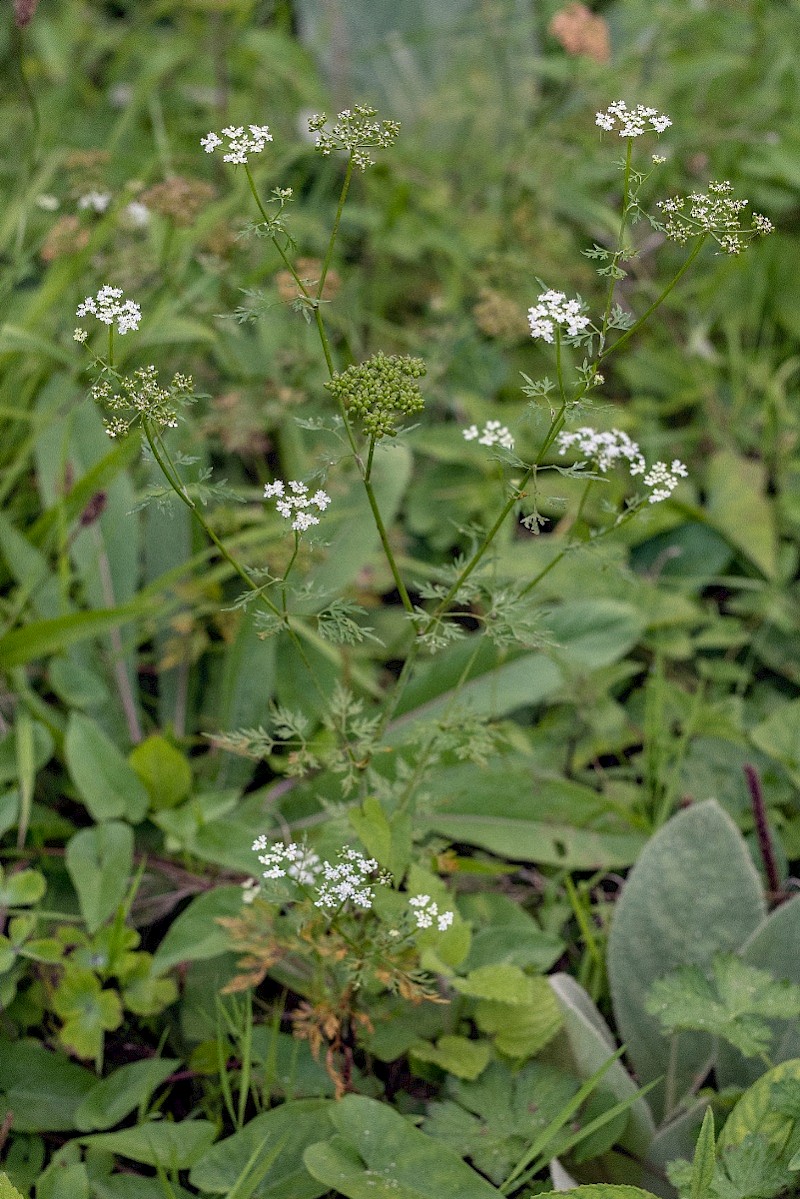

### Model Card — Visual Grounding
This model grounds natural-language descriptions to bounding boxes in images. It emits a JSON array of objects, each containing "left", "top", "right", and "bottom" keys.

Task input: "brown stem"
[{"left": 743, "top": 763, "right": 782, "bottom": 900}]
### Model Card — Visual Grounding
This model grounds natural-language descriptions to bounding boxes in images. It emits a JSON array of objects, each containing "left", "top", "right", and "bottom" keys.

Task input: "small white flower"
[
  {"left": 652, "top": 154, "right": 666, "bottom": 165},
  {"left": 73, "top": 327, "right": 87, "bottom": 343},
  {"left": 241, "top": 878, "right": 260, "bottom": 904},
  {"left": 557, "top": 427, "right": 688, "bottom": 503},
  {"left": 408, "top": 894, "right": 454, "bottom": 933},
  {"left": 264, "top": 478, "right": 330, "bottom": 533},
  {"left": 35, "top": 194, "right": 59, "bottom": 211},
  {"left": 76, "top": 285, "right": 142, "bottom": 335},
  {"left": 122, "top": 200, "right": 150, "bottom": 229},
  {"left": 78, "top": 191, "right": 112, "bottom": 213},
  {"left": 201, "top": 124, "right": 272, "bottom": 164},
  {"left": 595, "top": 101, "right": 672, "bottom": 138},
  {"left": 463, "top": 420, "right": 515, "bottom": 451},
  {"left": 528, "top": 290, "right": 591, "bottom": 343}
]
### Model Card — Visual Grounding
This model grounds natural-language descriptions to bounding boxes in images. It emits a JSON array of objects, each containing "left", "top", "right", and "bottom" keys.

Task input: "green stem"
[
  {"left": 317, "top": 154, "right": 354, "bottom": 301},
  {"left": 601, "top": 137, "right": 633, "bottom": 341},
  {"left": 598, "top": 236, "right": 707, "bottom": 365}
]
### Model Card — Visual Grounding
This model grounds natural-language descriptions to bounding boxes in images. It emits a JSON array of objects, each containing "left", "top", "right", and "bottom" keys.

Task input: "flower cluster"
[
  {"left": 263, "top": 479, "right": 331, "bottom": 532},
  {"left": 325, "top": 352, "right": 426, "bottom": 439},
  {"left": 200, "top": 124, "right": 273, "bottom": 165},
  {"left": 463, "top": 420, "right": 515, "bottom": 451},
  {"left": 91, "top": 366, "right": 193, "bottom": 438},
  {"left": 657, "top": 180, "right": 773, "bottom": 254},
  {"left": 556, "top": 427, "right": 645, "bottom": 476},
  {"left": 642, "top": 459, "right": 689, "bottom": 502},
  {"left": 252, "top": 838, "right": 323, "bottom": 884},
  {"left": 409, "top": 894, "right": 454, "bottom": 932},
  {"left": 308, "top": 105, "right": 400, "bottom": 170},
  {"left": 528, "top": 290, "right": 591, "bottom": 343},
  {"left": 75, "top": 285, "right": 141, "bottom": 335},
  {"left": 595, "top": 101, "right": 672, "bottom": 137},
  {"left": 251, "top": 839, "right": 391, "bottom": 911},
  {"left": 77, "top": 190, "right": 111, "bottom": 213},
  {"left": 556, "top": 427, "right": 688, "bottom": 503}
]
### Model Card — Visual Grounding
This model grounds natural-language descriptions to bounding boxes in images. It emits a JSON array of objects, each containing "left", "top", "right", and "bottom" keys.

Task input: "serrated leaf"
[
  {"left": 645, "top": 955, "right": 800, "bottom": 1059},
  {"left": 410, "top": 1036, "right": 491, "bottom": 1080}
]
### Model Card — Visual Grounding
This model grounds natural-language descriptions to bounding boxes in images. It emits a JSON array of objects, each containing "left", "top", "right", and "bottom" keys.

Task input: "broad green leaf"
[
  {"left": 189, "top": 1100, "right": 332, "bottom": 1198},
  {"left": 75, "top": 1058, "right": 180, "bottom": 1132},
  {"left": 645, "top": 955, "right": 800, "bottom": 1059},
  {"left": 452, "top": 964, "right": 538, "bottom": 1004},
  {"left": 607, "top": 801, "right": 765, "bottom": 1122},
  {"left": 475, "top": 988, "right": 563, "bottom": 1059},
  {"left": 128, "top": 735, "right": 192, "bottom": 810},
  {"left": 349, "top": 795, "right": 412, "bottom": 880},
  {"left": 65, "top": 714, "right": 149, "bottom": 823},
  {"left": 751, "top": 700, "right": 800, "bottom": 788},
  {"left": 410, "top": 1036, "right": 491, "bottom": 1080},
  {"left": 705, "top": 450, "right": 778, "bottom": 579},
  {"left": 65, "top": 822, "right": 134, "bottom": 932},
  {"left": 79, "top": 1121, "right": 217, "bottom": 1169},
  {"left": 304, "top": 1093, "right": 502, "bottom": 1199},
  {"left": 0, "top": 1040, "right": 95, "bottom": 1131},
  {"left": 36, "top": 1161, "right": 89, "bottom": 1199},
  {"left": 418, "top": 760, "right": 646, "bottom": 870},
  {"left": 549, "top": 974, "right": 656, "bottom": 1160},
  {"left": 152, "top": 886, "right": 244, "bottom": 974},
  {"left": 544, "top": 600, "right": 646, "bottom": 672},
  {"left": 0, "top": 867, "right": 45, "bottom": 907},
  {"left": 0, "top": 605, "right": 151, "bottom": 669},
  {"left": 458, "top": 892, "right": 564, "bottom": 973}
]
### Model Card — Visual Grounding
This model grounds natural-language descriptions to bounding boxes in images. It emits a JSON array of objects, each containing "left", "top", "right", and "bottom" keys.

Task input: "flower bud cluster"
[
  {"left": 308, "top": 105, "right": 400, "bottom": 170},
  {"left": 263, "top": 479, "right": 331, "bottom": 532},
  {"left": 201, "top": 124, "right": 272, "bottom": 165},
  {"left": 657, "top": 180, "right": 773, "bottom": 254},
  {"left": 325, "top": 352, "right": 426, "bottom": 439},
  {"left": 463, "top": 420, "right": 515, "bottom": 451},
  {"left": 75, "top": 285, "right": 141, "bottom": 335},
  {"left": 595, "top": 101, "right": 672, "bottom": 137},
  {"left": 528, "top": 290, "right": 591, "bottom": 343},
  {"left": 92, "top": 366, "right": 193, "bottom": 439},
  {"left": 556, "top": 427, "right": 688, "bottom": 503}
]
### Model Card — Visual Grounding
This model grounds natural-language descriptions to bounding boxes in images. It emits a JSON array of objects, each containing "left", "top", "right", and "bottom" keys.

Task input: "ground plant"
[{"left": 2, "top": 1, "right": 800, "bottom": 1198}]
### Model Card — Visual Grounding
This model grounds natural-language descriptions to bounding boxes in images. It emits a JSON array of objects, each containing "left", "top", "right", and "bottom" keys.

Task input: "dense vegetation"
[{"left": 2, "top": 1, "right": 800, "bottom": 1197}]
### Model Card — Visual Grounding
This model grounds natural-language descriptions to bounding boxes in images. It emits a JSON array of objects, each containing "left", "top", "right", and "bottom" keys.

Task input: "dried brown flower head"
[
  {"left": 140, "top": 175, "right": 217, "bottom": 225},
  {"left": 549, "top": 3, "right": 611, "bottom": 64},
  {"left": 473, "top": 287, "right": 530, "bottom": 342},
  {"left": 14, "top": 0, "right": 40, "bottom": 27},
  {"left": 40, "top": 216, "right": 90, "bottom": 262}
]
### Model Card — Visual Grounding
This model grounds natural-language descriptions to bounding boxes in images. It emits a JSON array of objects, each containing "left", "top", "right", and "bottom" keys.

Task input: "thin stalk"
[
  {"left": 317, "top": 154, "right": 355, "bottom": 300},
  {"left": 598, "top": 236, "right": 707, "bottom": 365},
  {"left": 601, "top": 138, "right": 633, "bottom": 340}
]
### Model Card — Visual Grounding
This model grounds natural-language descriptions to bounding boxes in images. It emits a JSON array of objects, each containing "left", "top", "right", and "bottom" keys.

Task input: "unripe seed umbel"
[{"left": 325, "top": 352, "right": 426, "bottom": 440}]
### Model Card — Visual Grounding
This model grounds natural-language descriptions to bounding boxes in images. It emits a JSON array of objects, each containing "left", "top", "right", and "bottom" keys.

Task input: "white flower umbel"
[
  {"left": 264, "top": 479, "right": 331, "bottom": 532},
  {"left": 201, "top": 124, "right": 273, "bottom": 165},
  {"left": 463, "top": 420, "right": 515, "bottom": 451},
  {"left": 658, "top": 180, "right": 774, "bottom": 254},
  {"left": 77, "top": 190, "right": 112, "bottom": 213},
  {"left": 76, "top": 285, "right": 141, "bottom": 335},
  {"left": 308, "top": 105, "right": 400, "bottom": 170},
  {"left": 528, "top": 290, "right": 591, "bottom": 343},
  {"left": 556, "top": 427, "right": 687, "bottom": 503},
  {"left": 408, "top": 894, "right": 455, "bottom": 932},
  {"left": 315, "top": 850, "right": 388, "bottom": 911},
  {"left": 642, "top": 459, "right": 689, "bottom": 503},
  {"left": 595, "top": 101, "right": 672, "bottom": 137},
  {"left": 252, "top": 838, "right": 323, "bottom": 885}
]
